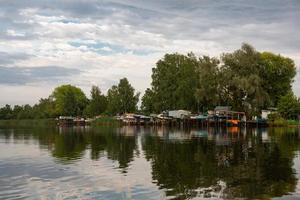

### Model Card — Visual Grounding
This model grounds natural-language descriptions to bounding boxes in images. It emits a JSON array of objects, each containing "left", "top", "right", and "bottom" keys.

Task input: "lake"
[{"left": 1, "top": 126, "right": 300, "bottom": 199}]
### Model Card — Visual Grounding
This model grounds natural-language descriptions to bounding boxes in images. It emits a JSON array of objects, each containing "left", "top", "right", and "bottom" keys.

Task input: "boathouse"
[
  {"left": 261, "top": 107, "right": 277, "bottom": 119},
  {"left": 168, "top": 110, "right": 191, "bottom": 119}
]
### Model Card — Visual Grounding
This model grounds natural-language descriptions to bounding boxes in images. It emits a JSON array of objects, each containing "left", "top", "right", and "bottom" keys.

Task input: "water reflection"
[{"left": 0, "top": 126, "right": 300, "bottom": 199}]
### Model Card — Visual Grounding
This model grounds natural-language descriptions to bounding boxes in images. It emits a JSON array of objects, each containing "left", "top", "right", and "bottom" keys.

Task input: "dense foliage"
[
  {"left": 0, "top": 43, "right": 298, "bottom": 120},
  {"left": 84, "top": 86, "right": 107, "bottom": 117},
  {"left": 106, "top": 78, "right": 140, "bottom": 115},
  {"left": 51, "top": 84, "right": 88, "bottom": 116},
  {"left": 277, "top": 92, "right": 300, "bottom": 120},
  {"left": 142, "top": 43, "right": 298, "bottom": 118}
]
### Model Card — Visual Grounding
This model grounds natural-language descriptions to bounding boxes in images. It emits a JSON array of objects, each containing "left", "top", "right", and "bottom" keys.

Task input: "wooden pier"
[{"left": 119, "top": 109, "right": 268, "bottom": 127}]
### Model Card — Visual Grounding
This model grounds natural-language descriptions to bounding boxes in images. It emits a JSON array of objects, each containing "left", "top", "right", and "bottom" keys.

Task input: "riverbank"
[
  {"left": 90, "top": 117, "right": 120, "bottom": 126},
  {"left": 0, "top": 119, "right": 56, "bottom": 128},
  {"left": 0, "top": 118, "right": 298, "bottom": 128},
  {"left": 268, "top": 119, "right": 300, "bottom": 127}
]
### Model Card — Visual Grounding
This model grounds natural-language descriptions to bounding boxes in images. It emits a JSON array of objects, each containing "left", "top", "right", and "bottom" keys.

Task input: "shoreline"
[{"left": 0, "top": 119, "right": 299, "bottom": 129}]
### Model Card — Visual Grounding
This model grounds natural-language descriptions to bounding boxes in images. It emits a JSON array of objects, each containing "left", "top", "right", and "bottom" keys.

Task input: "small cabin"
[
  {"left": 121, "top": 113, "right": 151, "bottom": 125},
  {"left": 122, "top": 113, "right": 136, "bottom": 124},
  {"left": 168, "top": 110, "right": 191, "bottom": 119},
  {"left": 57, "top": 116, "right": 75, "bottom": 126},
  {"left": 214, "top": 106, "right": 232, "bottom": 115},
  {"left": 213, "top": 106, "right": 246, "bottom": 125},
  {"left": 261, "top": 108, "right": 277, "bottom": 119}
]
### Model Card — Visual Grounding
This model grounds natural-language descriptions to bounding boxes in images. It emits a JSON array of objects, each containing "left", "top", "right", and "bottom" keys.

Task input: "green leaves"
[
  {"left": 260, "top": 52, "right": 296, "bottom": 106},
  {"left": 84, "top": 86, "right": 107, "bottom": 117},
  {"left": 146, "top": 53, "right": 198, "bottom": 113},
  {"left": 195, "top": 56, "right": 220, "bottom": 111},
  {"left": 107, "top": 78, "right": 139, "bottom": 115},
  {"left": 277, "top": 92, "right": 300, "bottom": 119},
  {"left": 52, "top": 84, "right": 88, "bottom": 116},
  {"left": 141, "top": 88, "right": 154, "bottom": 114}
]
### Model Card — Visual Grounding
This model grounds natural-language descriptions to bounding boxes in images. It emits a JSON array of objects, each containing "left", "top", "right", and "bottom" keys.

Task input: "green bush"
[
  {"left": 287, "top": 120, "right": 299, "bottom": 125},
  {"left": 267, "top": 112, "right": 281, "bottom": 121},
  {"left": 272, "top": 117, "right": 288, "bottom": 126},
  {"left": 90, "top": 116, "right": 120, "bottom": 126}
]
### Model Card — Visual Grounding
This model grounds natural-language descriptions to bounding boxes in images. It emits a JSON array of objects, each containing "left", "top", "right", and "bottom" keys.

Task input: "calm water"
[{"left": 1, "top": 126, "right": 300, "bottom": 200}]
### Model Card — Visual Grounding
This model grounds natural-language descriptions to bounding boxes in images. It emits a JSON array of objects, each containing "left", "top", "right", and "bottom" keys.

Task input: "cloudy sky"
[{"left": 0, "top": 0, "right": 299, "bottom": 106}]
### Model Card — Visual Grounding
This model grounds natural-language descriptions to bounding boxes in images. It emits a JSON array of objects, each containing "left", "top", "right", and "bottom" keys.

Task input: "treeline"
[
  {"left": 0, "top": 77, "right": 139, "bottom": 119},
  {"left": 0, "top": 43, "right": 299, "bottom": 120}
]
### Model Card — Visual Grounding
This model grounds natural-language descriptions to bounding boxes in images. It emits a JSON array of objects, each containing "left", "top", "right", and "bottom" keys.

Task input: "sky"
[{"left": 0, "top": 0, "right": 300, "bottom": 106}]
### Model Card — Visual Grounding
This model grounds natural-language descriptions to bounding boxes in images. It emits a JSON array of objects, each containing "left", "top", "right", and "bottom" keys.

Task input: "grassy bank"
[
  {"left": 0, "top": 119, "right": 56, "bottom": 128},
  {"left": 90, "top": 117, "right": 120, "bottom": 127},
  {"left": 268, "top": 119, "right": 299, "bottom": 127}
]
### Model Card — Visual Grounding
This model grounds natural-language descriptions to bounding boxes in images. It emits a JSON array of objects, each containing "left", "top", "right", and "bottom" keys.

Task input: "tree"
[
  {"left": 220, "top": 43, "right": 269, "bottom": 116},
  {"left": 106, "top": 85, "right": 120, "bottom": 115},
  {"left": 150, "top": 53, "right": 198, "bottom": 112},
  {"left": 277, "top": 92, "right": 300, "bottom": 119},
  {"left": 12, "top": 105, "right": 24, "bottom": 119},
  {"left": 33, "top": 98, "right": 56, "bottom": 118},
  {"left": 51, "top": 85, "right": 88, "bottom": 116},
  {"left": 106, "top": 78, "right": 140, "bottom": 115},
  {"left": 195, "top": 56, "right": 220, "bottom": 111},
  {"left": 141, "top": 88, "right": 155, "bottom": 114},
  {"left": 84, "top": 86, "right": 107, "bottom": 117},
  {"left": 16, "top": 104, "right": 34, "bottom": 119},
  {"left": 0, "top": 104, "right": 13, "bottom": 119},
  {"left": 260, "top": 52, "right": 296, "bottom": 106}
]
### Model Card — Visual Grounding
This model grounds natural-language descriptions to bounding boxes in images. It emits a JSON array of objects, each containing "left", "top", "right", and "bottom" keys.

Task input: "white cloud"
[
  {"left": 0, "top": 0, "right": 299, "bottom": 105},
  {"left": 6, "top": 29, "right": 25, "bottom": 37}
]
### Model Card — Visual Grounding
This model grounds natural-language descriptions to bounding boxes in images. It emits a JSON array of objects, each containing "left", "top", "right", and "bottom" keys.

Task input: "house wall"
[
  {"left": 168, "top": 110, "right": 191, "bottom": 119},
  {"left": 261, "top": 110, "right": 271, "bottom": 119}
]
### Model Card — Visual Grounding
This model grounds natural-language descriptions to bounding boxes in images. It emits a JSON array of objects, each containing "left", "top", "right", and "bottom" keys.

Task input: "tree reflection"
[
  {"left": 142, "top": 127, "right": 300, "bottom": 199},
  {"left": 52, "top": 129, "right": 88, "bottom": 163},
  {"left": 1, "top": 125, "right": 300, "bottom": 199},
  {"left": 52, "top": 126, "right": 137, "bottom": 173}
]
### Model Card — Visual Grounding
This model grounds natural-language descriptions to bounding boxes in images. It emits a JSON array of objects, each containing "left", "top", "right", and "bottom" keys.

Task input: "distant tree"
[
  {"left": 84, "top": 86, "right": 107, "bottom": 117},
  {"left": 16, "top": 104, "right": 34, "bottom": 119},
  {"left": 12, "top": 105, "right": 23, "bottom": 119},
  {"left": 106, "top": 85, "right": 120, "bottom": 115},
  {"left": 277, "top": 92, "right": 300, "bottom": 119},
  {"left": 0, "top": 104, "right": 13, "bottom": 119},
  {"left": 51, "top": 85, "right": 88, "bottom": 116},
  {"left": 106, "top": 78, "right": 139, "bottom": 115},
  {"left": 260, "top": 52, "right": 296, "bottom": 106},
  {"left": 33, "top": 98, "right": 56, "bottom": 118},
  {"left": 141, "top": 88, "right": 155, "bottom": 114},
  {"left": 117, "top": 78, "right": 140, "bottom": 113}
]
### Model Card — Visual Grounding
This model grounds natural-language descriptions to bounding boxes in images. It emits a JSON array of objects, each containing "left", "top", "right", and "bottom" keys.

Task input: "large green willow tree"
[
  {"left": 142, "top": 43, "right": 297, "bottom": 117},
  {"left": 220, "top": 43, "right": 270, "bottom": 116}
]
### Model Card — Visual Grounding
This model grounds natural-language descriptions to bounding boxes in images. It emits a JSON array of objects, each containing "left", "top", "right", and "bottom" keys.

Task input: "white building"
[
  {"left": 261, "top": 108, "right": 277, "bottom": 119},
  {"left": 168, "top": 110, "right": 191, "bottom": 119}
]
